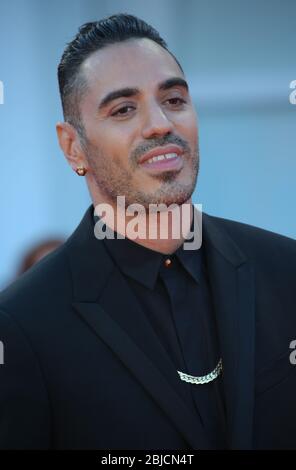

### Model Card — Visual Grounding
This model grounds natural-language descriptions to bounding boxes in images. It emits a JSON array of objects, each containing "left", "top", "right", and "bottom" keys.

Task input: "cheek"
[
  {"left": 174, "top": 109, "right": 198, "bottom": 135},
  {"left": 177, "top": 120, "right": 198, "bottom": 147},
  {"left": 99, "top": 124, "right": 135, "bottom": 155}
]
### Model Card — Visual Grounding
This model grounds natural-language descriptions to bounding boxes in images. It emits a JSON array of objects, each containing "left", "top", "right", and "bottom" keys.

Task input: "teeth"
[
  {"left": 165, "top": 153, "right": 178, "bottom": 159},
  {"left": 146, "top": 152, "right": 178, "bottom": 164}
]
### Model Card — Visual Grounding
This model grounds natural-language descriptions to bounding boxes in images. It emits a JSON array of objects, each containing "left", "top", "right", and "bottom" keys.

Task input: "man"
[{"left": 0, "top": 13, "right": 295, "bottom": 450}]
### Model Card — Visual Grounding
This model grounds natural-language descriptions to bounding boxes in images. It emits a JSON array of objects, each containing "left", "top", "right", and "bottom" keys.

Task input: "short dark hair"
[{"left": 57, "top": 13, "right": 184, "bottom": 134}]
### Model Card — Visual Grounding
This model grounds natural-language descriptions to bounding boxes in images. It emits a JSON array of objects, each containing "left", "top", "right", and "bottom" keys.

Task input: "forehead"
[{"left": 80, "top": 38, "right": 184, "bottom": 96}]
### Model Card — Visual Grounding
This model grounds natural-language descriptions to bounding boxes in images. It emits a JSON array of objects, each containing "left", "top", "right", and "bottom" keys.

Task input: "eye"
[
  {"left": 165, "top": 97, "right": 187, "bottom": 107},
  {"left": 111, "top": 105, "right": 136, "bottom": 117}
]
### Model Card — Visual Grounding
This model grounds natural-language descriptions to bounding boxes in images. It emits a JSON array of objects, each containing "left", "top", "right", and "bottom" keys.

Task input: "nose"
[{"left": 141, "top": 102, "right": 174, "bottom": 139}]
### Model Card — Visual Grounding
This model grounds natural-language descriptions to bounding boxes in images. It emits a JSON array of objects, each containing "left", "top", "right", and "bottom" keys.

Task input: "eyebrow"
[{"left": 97, "top": 77, "right": 189, "bottom": 111}]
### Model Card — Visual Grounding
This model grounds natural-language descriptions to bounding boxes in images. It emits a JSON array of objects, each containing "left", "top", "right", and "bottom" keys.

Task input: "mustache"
[{"left": 130, "top": 134, "right": 191, "bottom": 165}]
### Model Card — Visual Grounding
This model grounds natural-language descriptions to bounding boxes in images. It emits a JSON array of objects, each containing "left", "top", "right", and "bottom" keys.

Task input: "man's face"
[{"left": 78, "top": 38, "right": 199, "bottom": 208}]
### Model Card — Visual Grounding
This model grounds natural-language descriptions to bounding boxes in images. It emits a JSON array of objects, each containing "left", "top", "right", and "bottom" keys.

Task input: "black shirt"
[{"left": 94, "top": 210, "right": 227, "bottom": 448}]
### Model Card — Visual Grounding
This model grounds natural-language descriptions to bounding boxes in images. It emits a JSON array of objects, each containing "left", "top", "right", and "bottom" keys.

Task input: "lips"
[
  {"left": 138, "top": 145, "right": 184, "bottom": 165},
  {"left": 140, "top": 153, "right": 183, "bottom": 172}
]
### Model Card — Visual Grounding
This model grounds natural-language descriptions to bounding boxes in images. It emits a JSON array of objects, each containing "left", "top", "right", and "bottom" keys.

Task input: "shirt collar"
[
  {"left": 174, "top": 241, "right": 204, "bottom": 284},
  {"left": 93, "top": 205, "right": 203, "bottom": 289}
]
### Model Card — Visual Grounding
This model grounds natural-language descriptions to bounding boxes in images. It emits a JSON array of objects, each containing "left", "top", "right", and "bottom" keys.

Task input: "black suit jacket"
[{"left": 0, "top": 205, "right": 296, "bottom": 449}]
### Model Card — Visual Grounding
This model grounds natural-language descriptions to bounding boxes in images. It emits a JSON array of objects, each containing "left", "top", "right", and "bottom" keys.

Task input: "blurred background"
[{"left": 0, "top": 0, "right": 295, "bottom": 288}]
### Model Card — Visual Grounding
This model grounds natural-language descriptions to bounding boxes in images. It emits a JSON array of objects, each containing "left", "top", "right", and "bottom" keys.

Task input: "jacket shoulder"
[
  {"left": 204, "top": 212, "right": 296, "bottom": 254},
  {"left": 0, "top": 243, "right": 70, "bottom": 319}
]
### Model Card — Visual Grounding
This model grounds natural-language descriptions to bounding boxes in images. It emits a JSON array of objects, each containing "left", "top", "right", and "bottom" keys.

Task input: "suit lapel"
[
  {"left": 73, "top": 267, "right": 212, "bottom": 449},
  {"left": 203, "top": 214, "right": 255, "bottom": 449}
]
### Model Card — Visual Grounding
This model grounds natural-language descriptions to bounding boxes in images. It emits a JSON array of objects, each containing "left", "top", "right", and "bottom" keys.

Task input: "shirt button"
[{"left": 164, "top": 258, "right": 172, "bottom": 268}]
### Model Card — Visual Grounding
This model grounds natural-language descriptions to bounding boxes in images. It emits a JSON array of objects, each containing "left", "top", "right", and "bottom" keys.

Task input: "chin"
[{"left": 148, "top": 188, "right": 195, "bottom": 208}]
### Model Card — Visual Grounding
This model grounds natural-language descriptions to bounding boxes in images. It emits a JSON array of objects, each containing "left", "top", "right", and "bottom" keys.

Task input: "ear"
[{"left": 56, "top": 121, "right": 87, "bottom": 171}]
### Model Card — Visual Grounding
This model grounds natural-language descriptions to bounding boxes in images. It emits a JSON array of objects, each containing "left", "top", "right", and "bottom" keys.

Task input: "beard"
[{"left": 81, "top": 134, "right": 200, "bottom": 210}]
